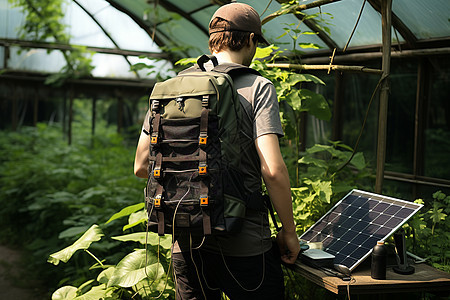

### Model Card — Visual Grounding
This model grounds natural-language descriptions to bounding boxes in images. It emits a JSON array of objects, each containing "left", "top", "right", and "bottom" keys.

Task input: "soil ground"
[{"left": 0, "top": 245, "right": 47, "bottom": 300}]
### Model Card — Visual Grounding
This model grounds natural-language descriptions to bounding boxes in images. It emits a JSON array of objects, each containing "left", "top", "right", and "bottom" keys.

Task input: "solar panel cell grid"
[{"left": 299, "top": 189, "right": 423, "bottom": 271}]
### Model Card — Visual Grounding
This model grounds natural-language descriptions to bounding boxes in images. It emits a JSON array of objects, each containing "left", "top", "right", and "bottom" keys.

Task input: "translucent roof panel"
[
  {"left": 157, "top": 18, "right": 209, "bottom": 56},
  {"left": 73, "top": 0, "right": 159, "bottom": 52},
  {"left": 263, "top": 13, "right": 329, "bottom": 52},
  {"left": 191, "top": 6, "right": 216, "bottom": 30},
  {"left": 9, "top": 47, "right": 66, "bottom": 73},
  {"left": 64, "top": 0, "right": 115, "bottom": 48},
  {"left": 2, "top": 0, "right": 450, "bottom": 80},
  {"left": 0, "top": 0, "right": 170, "bottom": 79},
  {"left": 304, "top": 0, "right": 404, "bottom": 48},
  {"left": 393, "top": 0, "right": 450, "bottom": 40},
  {"left": 166, "top": 0, "right": 210, "bottom": 13},
  {"left": 0, "top": 0, "right": 25, "bottom": 39},
  {"left": 90, "top": 53, "right": 134, "bottom": 78}
]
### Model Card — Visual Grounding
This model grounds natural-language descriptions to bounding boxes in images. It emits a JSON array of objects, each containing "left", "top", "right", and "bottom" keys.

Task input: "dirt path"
[{"left": 0, "top": 245, "right": 44, "bottom": 300}]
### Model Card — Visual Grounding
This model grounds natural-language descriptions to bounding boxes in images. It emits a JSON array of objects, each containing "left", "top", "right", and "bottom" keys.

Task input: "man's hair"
[{"left": 209, "top": 18, "right": 258, "bottom": 53}]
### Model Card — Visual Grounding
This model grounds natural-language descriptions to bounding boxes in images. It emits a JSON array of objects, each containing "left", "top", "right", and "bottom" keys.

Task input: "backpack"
[{"left": 145, "top": 55, "right": 266, "bottom": 237}]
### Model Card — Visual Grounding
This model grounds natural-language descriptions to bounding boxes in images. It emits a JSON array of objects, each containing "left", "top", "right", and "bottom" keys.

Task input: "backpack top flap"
[{"left": 149, "top": 74, "right": 217, "bottom": 100}]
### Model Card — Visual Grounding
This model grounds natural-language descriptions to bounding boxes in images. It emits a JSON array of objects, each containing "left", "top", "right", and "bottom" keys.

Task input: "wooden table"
[{"left": 291, "top": 260, "right": 450, "bottom": 295}]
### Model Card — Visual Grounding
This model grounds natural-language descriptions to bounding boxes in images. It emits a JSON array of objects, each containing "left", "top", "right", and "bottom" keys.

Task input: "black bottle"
[{"left": 371, "top": 240, "right": 387, "bottom": 280}]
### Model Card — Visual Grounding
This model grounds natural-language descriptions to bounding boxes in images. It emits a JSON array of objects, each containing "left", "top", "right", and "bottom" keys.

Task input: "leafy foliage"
[
  {"left": 0, "top": 112, "right": 147, "bottom": 294},
  {"left": 291, "top": 142, "right": 371, "bottom": 233},
  {"left": 3, "top": 1, "right": 448, "bottom": 299},
  {"left": 406, "top": 191, "right": 450, "bottom": 272}
]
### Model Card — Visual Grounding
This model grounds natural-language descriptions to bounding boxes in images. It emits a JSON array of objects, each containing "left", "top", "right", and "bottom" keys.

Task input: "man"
[{"left": 134, "top": 3, "right": 300, "bottom": 299}]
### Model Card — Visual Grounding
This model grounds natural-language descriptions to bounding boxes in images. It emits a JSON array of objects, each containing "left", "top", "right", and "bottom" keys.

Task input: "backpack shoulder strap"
[
  {"left": 177, "top": 65, "right": 201, "bottom": 75},
  {"left": 177, "top": 55, "right": 261, "bottom": 77},
  {"left": 212, "top": 63, "right": 261, "bottom": 77},
  {"left": 178, "top": 54, "right": 218, "bottom": 75}
]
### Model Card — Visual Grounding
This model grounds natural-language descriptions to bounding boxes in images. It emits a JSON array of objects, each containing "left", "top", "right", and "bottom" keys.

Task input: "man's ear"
[{"left": 248, "top": 32, "right": 255, "bottom": 47}]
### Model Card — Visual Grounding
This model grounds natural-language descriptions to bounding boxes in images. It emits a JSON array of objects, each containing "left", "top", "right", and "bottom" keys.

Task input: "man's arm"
[
  {"left": 255, "top": 133, "right": 300, "bottom": 264},
  {"left": 134, "top": 130, "right": 150, "bottom": 178}
]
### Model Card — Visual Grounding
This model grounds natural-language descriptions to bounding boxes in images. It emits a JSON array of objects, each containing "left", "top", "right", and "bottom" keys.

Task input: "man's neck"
[{"left": 212, "top": 50, "right": 247, "bottom": 66}]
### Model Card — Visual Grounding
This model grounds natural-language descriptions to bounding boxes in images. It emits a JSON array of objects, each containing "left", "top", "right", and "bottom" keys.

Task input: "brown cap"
[{"left": 209, "top": 3, "right": 269, "bottom": 45}]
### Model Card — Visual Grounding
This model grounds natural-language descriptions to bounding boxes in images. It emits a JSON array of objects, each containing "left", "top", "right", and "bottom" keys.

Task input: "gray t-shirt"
[{"left": 143, "top": 66, "right": 283, "bottom": 256}]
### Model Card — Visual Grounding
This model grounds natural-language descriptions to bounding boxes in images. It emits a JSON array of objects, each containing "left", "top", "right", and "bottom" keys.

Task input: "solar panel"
[{"left": 299, "top": 189, "right": 423, "bottom": 272}]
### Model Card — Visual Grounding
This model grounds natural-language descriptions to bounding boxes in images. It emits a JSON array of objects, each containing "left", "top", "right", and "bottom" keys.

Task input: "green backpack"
[{"left": 145, "top": 55, "right": 263, "bottom": 236}]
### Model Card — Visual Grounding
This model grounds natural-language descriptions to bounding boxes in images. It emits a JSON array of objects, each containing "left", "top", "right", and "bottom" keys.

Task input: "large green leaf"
[
  {"left": 305, "top": 144, "right": 333, "bottom": 154},
  {"left": 106, "top": 203, "right": 145, "bottom": 224},
  {"left": 107, "top": 249, "right": 165, "bottom": 288},
  {"left": 298, "top": 156, "right": 328, "bottom": 169},
  {"left": 52, "top": 286, "right": 77, "bottom": 300},
  {"left": 287, "top": 73, "right": 325, "bottom": 85},
  {"left": 299, "top": 89, "right": 331, "bottom": 121},
  {"left": 254, "top": 45, "right": 276, "bottom": 60},
  {"left": 48, "top": 224, "right": 103, "bottom": 265},
  {"left": 112, "top": 232, "right": 173, "bottom": 249},
  {"left": 123, "top": 209, "right": 147, "bottom": 231},
  {"left": 429, "top": 202, "right": 447, "bottom": 224},
  {"left": 97, "top": 267, "right": 115, "bottom": 285},
  {"left": 349, "top": 152, "right": 366, "bottom": 170},
  {"left": 73, "top": 285, "right": 113, "bottom": 300}
]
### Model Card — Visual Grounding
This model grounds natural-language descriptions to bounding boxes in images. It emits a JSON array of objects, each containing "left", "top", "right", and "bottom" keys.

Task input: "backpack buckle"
[
  {"left": 198, "top": 163, "right": 207, "bottom": 175},
  {"left": 199, "top": 133, "right": 208, "bottom": 145},
  {"left": 154, "top": 194, "right": 162, "bottom": 208},
  {"left": 153, "top": 167, "right": 161, "bottom": 178},
  {"left": 151, "top": 100, "right": 160, "bottom": 111},
  {"left": 202, "top": 95, "right": 209, "bottom": 107},
  {"left": 200, "top": 195, "right": 209, "bottom": 207},
  {"left": 151, "top": 134, "right": 158, "bottom": 145}
]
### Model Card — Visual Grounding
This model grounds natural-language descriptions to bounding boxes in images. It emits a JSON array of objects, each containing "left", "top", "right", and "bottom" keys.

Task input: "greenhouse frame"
[{"left": 1, "top": 0, "right": 450, "bottom": 299}]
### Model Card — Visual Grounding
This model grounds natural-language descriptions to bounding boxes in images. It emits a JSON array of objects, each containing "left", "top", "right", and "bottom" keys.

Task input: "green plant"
[
  {"left": 0, "top": 111, "right": 146, "bottom": 293},
  {"left": 48, "top": 222, "right": 175, "bottom": 299},
  {"left": 291, "top": 141, "right": 371, "bottom": 233},
  {"left": 406, "top": 191, "right": 450, "bottom": 272}
]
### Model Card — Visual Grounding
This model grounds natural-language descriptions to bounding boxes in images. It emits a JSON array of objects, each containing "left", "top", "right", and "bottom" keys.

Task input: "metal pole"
[{"left": 375, "top": 0, "right": 392, "bottom": 193}]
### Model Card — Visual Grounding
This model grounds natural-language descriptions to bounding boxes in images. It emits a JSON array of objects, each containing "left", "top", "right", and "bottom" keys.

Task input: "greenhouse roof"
[
  {"left": 1, "top": 0, "right": 449, "bottom": 79},
  {"left": 105, "top": 0, "right": 450, "bottom": 56}
]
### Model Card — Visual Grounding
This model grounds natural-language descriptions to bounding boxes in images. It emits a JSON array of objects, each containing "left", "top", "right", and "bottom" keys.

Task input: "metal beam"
[
  {"left": 266, "top": 63, "right": 383, "bottom": 74},
  {"left": 412, "top": 58, "right": 429, "bottom": 198},
  {"left": 300, "top": 47, "right": 450, "bottom": 64},
  {"left": 0, "top": 38, "right": 168, "bottom": 58},
  {"left": 367, "top": 0, "right": 417, "bottom": 47},
  {"left": 262, "top": 0, "right": 342, "bottom": 24},
  {"left": 0, "top": 70, "right": 156, "bottom": 88},
  {"left": 375, "top": 0, "right": 392, "bottom": 193}
]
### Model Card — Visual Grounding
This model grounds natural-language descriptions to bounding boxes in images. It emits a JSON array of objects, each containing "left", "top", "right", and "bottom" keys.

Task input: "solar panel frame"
[{"left": 299, "top": 189, "right": 423, "bottom": 272}]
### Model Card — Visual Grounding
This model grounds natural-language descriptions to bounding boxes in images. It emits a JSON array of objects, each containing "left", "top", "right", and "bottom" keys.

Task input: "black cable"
[
  {"left": 333, "top": 72, "right": 389, "bottom": 175},
  {"left": 343, "top": 0, "right": 367, "bottom": 52}
]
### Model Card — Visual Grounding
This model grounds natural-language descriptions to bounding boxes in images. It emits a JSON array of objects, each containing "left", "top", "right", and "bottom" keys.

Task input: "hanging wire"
[
  {"left": 343, "top": 0, "right": 367, "bottom": 52},
  {"left": 190, "top": 234, "right": 208, "bottom": 299},
  {"left": 334, "top": 72, "right": 389, "bottom": 175},
  {"left": 261, "top": 0, "right": 274, "bottom": 17}
]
